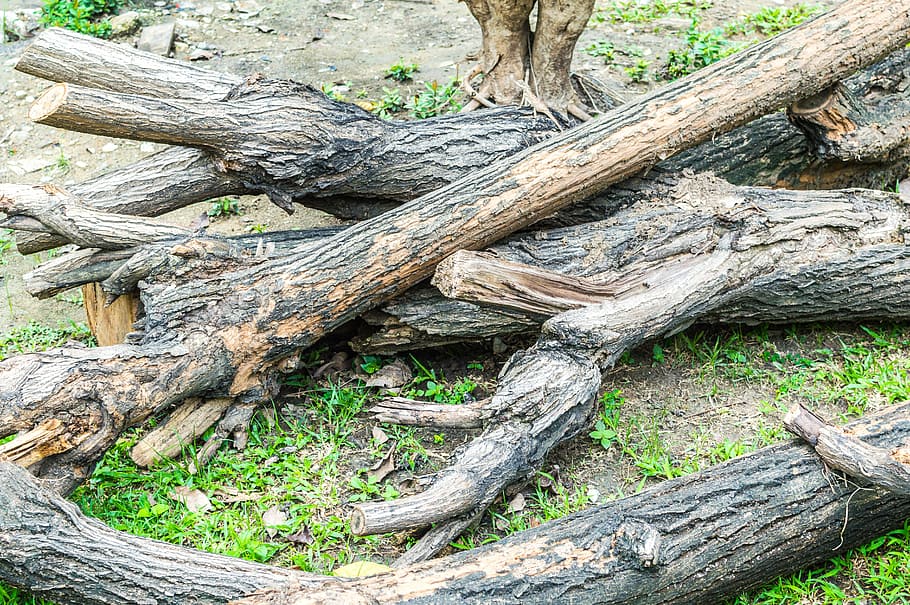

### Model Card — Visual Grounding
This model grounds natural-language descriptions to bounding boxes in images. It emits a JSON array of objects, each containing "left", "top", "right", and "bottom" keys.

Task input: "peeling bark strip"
[
  {"left": 4, "top": 405, "right": 910, "bottom": 605},
  {"left": 785, "top": 403, "right": 910, "bottom": 495}
]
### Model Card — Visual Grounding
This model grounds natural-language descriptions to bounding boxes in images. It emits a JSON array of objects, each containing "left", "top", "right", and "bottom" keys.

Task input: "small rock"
[
  {"left": 101, "top": 143, "right": 119, "bottom": 153},
  {"left": 139, "top": 142, "right": 156, "bottom": 153},
  {"left": 188, "top": 48, "right": 215, "bottom": 61},
  {"left": 178, "top": 18, "right": 201, "bottom": 29},
  {"left": 109, "top": 10, "right": 141, "bottom": 36},
  {"left": 75, "top": 161, "right": 88, "bottom": 169},
  {"left": 235, "top": 0, "right": 261, "bottom": 15},
  {"left": 138, "top": 21, "right": 177, "bottom": 55},
  {"left": 14, "top": 90, "right": 26, "bottom": 98},
  {"left": 653, "top": 16, "right": 692, "bottom": 30},
  {"left": 215, "top": 2, "right": 231, "bottom": 11},
  {"left": 196, "top": 4, "right": 215, "bottom": 16}
]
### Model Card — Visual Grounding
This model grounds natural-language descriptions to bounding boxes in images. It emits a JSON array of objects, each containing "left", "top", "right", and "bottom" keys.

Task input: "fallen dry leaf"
[
  {"left": 506, "top": 492, "right": 526, "bottom": 514},
  {"left": 371, "top": 426, "right": 389, "bottom": 445},
  {"left": 333, "top": 561, "right": 391, "bottom": 577},
  {"left": 168, "top": 486, "right": 212, "bottom": 513},
  {"left": 262, "top": 506, "right": 288, "bottom": 537},
  {"left": 286, "top": 525, "right": 314, "bottom": 546},
  {"left": 366, "top": 443, "right": 397, "bottom": 484}
]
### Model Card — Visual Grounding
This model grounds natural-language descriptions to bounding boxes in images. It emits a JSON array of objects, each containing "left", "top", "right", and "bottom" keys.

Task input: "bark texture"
[
  {"left": 243, "top": 403, "right": 910, "bottom": 604},
  {"left": 5, "top": 404, "right": 910, "bottom": 605}
]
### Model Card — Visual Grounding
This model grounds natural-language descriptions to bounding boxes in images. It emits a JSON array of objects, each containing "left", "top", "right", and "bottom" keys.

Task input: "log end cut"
[{"left": 29, "top": 82, "right": 68, "bottom": 123}]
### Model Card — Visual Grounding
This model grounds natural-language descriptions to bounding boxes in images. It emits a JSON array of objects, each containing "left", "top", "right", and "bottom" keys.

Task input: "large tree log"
[
  {"left": 13, "top": 31, "right": 910, "bottom": 257},
  {"left": 1, "top": 0, "right": 908, "bottom": 555},
  {"left": 5, "top": 402, "right": 910, "bottom": 605},
  {"left": 348, "top": 174, "right": 910, "bottom": 538}
]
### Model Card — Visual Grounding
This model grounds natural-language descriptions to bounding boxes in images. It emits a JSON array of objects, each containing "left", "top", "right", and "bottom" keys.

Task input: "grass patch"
[
  {"left": 0, "top": 321, "right": 95, "bottom": 361},
  {"left": 593, "top": 0, "right": 712, "bottom": 24},
  {"left": 663, "top": 4, "right": 822, "bottom": 79}
]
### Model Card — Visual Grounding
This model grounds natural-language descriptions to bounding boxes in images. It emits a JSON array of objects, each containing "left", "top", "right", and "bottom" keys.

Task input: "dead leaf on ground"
[
  {"left": 365, "top": 359, "right": 412, "bottom": 389},
  {"left": 333, "top": 561, "right": 392, "bottom": 577},
  {"left": 262, "top": 506, "right": 288, "bottom": 537},
  {"left": 371, "top": 426, "right": 389, "bottom": 445},
  {"left": 366, "top": 443, "right": 397, "bottom": 484},
  {"left": 286, "top": 525, "right": 314, "bottom": 545},
  {"left": 168, "top": 486, "right": 212, "bottom": 513}
]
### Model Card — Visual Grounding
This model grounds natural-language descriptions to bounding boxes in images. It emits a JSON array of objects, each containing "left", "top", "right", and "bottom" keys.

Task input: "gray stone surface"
[{"left": 137, "top": 21, "right": 176, "bottom": 56}]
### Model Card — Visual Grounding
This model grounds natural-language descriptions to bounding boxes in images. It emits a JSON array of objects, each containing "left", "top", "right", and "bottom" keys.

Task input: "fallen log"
[
  {"left": 2, "top": 0, "right": 908, "bottom": 562},
  {"left": 5, "top": 401, "right": 910, "bottom": 605},
  {"left": 12, "top": 30, "right": 910, "bottom": 260}
]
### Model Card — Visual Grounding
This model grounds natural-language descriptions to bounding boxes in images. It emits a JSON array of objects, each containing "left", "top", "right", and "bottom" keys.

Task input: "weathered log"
[
  {"left": 1, "top": 0, "right": 907, "bottom": 547},
  {"left": 26, "top": 71, "right": 559, "bottom": 215},
  {"left": 350, "top": 176, "right": 910, "bottom": 538},
  {"left": 15, "top": 146, "right": 243, "bottom": 255},
  {"left": 13, "top": 32, "right": 910, "bottom": 263},
  {"left": 0, "top": 461, "right": 320, "bottom": 604},
  {"left": 16, "top": 27, "right": 239, "bottom": 100},
  {"left": 7, "top": 401, "right": 910, "bottom": 605}
]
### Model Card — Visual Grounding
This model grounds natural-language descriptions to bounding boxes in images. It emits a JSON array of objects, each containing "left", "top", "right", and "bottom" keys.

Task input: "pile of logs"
[{"left": 3, "top": 0, "right": 910, "bottom": 602}]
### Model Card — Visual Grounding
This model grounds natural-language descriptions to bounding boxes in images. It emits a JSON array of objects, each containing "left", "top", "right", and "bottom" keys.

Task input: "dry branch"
[{"left": 785, "top": 403, "right": 910, "bottom": 495}]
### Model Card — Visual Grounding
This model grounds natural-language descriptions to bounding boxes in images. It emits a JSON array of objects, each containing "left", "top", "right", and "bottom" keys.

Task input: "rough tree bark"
[
  {"left": 4, "top": 402, "right": 910, "bottom": 604},
  {"left": 12, "top": 30, "right": 910, "bottom": 259},
  {"left": 2, "top": 0, "right": 909, "bottom": 558}
]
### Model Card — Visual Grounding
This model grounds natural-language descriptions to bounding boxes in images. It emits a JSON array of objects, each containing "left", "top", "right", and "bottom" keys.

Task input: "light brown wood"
[
  {"left": 82, "top": 284, "right": 139, "bottom": 347},
  {"left": 130, "top": 397, "right": 232, "bottom": 467}
]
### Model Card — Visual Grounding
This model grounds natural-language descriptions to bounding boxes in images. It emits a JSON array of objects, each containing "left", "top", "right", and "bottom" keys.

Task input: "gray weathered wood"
[{"left": 785, "top": 403, "right": 910, "bottom": 495}]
